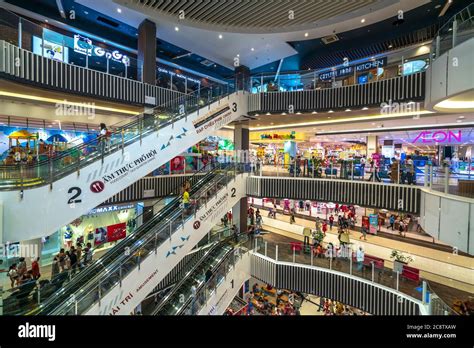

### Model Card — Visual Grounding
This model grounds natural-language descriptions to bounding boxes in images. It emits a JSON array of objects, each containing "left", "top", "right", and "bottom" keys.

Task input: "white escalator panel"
[
  {"left": 0, "top": 92, "right": 248, "bottom": 243},
  {"left": 85, "top": 173, "right": 248, "bottom": 315}
]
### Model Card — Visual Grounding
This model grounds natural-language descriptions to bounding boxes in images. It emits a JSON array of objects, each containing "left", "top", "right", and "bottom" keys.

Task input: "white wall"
[
  {"left": 0, "top": 92, "right": 248, "bottom": 243},
  {"left": 85, "top": 172, "right": 248, "bottom": 315}
]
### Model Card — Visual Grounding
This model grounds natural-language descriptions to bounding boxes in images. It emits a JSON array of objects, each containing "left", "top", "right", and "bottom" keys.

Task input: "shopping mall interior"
[{"left": 0, "top": 0, "right": 472, "bottom": 344}]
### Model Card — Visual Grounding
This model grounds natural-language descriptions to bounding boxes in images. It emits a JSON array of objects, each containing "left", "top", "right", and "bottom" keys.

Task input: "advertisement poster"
[
  {"left": 170, "top": 156, "right": 185, "bottom": 173},
  {"left": 153, "top": 162, "right": 170, "bottom": 176},
  {"left": 185, "top": 156, "right": 199, "bottom": 172},
  {"left": 94, "top": 227, "right": 107, "bottom": 246},
  {"left": 106, "top": 222, "right": 127, "bottom": 243},
  {"left": 369, "top": 214, "right": 378, "bottom": 235}
]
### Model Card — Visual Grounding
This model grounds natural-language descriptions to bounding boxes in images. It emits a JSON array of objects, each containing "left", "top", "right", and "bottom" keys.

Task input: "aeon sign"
[{"left": 412, "top": 130, "right": 462, "bottom": 144}]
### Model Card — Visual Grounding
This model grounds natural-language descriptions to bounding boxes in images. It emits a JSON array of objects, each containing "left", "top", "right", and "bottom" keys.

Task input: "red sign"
[
  {"left": 107, "top": 222, "right": 127, "bottom": 242},
  {"left": 193, "top": 221, "right": 201, "bottom": 230},
  {"left": 90, "top": 180, "right": 105, "bottom": 193}
]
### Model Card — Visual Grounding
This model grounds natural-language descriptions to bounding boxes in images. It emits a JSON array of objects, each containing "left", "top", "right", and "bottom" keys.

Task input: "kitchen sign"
[{"left": 318, "top": 57, "right": 387, "bottom": 81}]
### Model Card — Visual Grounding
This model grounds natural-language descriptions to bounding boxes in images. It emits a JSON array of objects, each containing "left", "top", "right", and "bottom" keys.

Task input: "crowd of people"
[
  {"left": 245, "top": 283, "right": 302, "bottom": 316},
  {"left": 6, "top": 256, "right": 40, "bottom": 288},
  {"left": 317, "top": 297, "right": 368, "bottom": 316}
]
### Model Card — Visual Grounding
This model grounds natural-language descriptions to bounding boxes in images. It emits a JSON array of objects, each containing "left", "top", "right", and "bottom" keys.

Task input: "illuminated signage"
[
  {"left": 158, "top": 67, "right": 201, "bottom": 84},
  {"left": 319, "top": 57, "right": 387, "bottom": 81},
  {"left": 74, "top": 34, "right": 130, "bottom": 66},
  {"left": 412, "top": 130, "right": 462, "bottom": 144},
  {"left": 260, "top": 132, "right": 296, "bottom": 140}
]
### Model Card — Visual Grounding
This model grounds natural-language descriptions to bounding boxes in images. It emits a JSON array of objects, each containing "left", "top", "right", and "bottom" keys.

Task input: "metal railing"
[
  {"left": 0, "top": 74, "right": 236, "bottom": 189},
  {"left": 252, "top": 238, "right": 460, "bottom": 315}
]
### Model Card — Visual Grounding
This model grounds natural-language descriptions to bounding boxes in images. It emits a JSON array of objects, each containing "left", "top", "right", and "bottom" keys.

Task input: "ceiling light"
[
  {"left": 362, "top": 107, "right": 368, "bottom": 110},
  {"left": 361, "top": 18, "right": 366, "bottom": 23},
  {"left": 219, "top": 34, "right": 223, "bottom": 39},
  {"left": 304, "top": 32, "right": 309, "bottom": 37},
  {"left": 388, "top": 44, "right": 393, "bottom": 48},
  {"left": 282, "top": 112, "right": 287, "bottom": 115},
  {"left": 266, "top": 112, "right": 271, "bottom": 115},
  {"left": 237, "top": 54, "right": 240, "bottom": 57},
  {"left": 45, "top": 19, "right": 48, "bottom": 22},
  {"left": 458, "top": 116, "right": 465, "bottom": 119},
  {"left": 257, "top": 124, "right": 260, "bottom": 126},
  {"left": 296, "top": 112, "right": 301, "bottom": 115},
  {"left": 175, "top": 27, "right": 179, "bottom": 31},
  {"left": 255, "top": 114, "right": 259, "bottom": 116},
  {"left": 457, "top": 120, "right": 462, "bottom": 123},
  {"left": 270, "top": 122, "right": 274, "bottom": 125},
  {"left": 312, "top": 111, "right": 317, "bottom": 114},
  {"left": 251, "top": 48, "right": 255, "bottom": 51},
  {"left": 371, "top": 122, "right": 376, "bottom": 125},
  {"left": 345, "top": 108, "right": 351, "bottom": 112},
  {"left": 328, "top": 110, "right": 334, "bottom": 113},
  {"left": 327, "top": 117, "right": 331, "bottom": 119},
  {"left": 117, "top": 8, "right": 122, "bottom": 13}
]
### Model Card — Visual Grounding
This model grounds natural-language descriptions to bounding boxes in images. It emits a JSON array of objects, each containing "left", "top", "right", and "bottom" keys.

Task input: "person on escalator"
[
  {"left": 182, "top": 188, "right": 190, "bottom": 214},
  {"left": 69, "top": 246, "right": 78, "bottom": 276},
  {"left": 205, "top": 267, "right": 213, "bottom": 282}
]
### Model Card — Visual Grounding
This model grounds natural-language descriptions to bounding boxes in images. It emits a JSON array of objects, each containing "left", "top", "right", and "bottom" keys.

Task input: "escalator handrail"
[
  {"left": 34, "top": 163, "right": 232, "bottom": 314},
  {"left": 42, "top": 163, "right": 245, "bottom": 314}
]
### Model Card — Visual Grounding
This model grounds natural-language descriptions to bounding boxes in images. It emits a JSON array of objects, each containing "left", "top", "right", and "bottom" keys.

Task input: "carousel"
[{"left": 3, "top": 130, "right": 39, "bottom": 164}]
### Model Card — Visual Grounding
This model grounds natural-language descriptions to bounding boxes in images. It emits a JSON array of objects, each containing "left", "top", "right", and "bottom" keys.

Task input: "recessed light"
[
  {"left": 458, "top": 116, "right": 465, "bottom": 119},
  {"left": 237, "top": 54, "right": 240, "bottom": 57},
  {"left": 362, "top": 107, "right": 368, "bottom": 110},
  {"left": 257, "top": 124, "right": 260, "bottom": 126},
  {"left": 251, "top": 48, "right": 255, "bottom": 51},
  {"left": 117, "top": 8, "right": 122, "bottom": 13},
  {"left": 345, "top": 108, "right": 351, "bottom": 112},
  {"left": 255, "top": 114, "right": 259, "bottom": 116},
  {"left": 219, "top": 34, "right": 223, "bottom": 39},
  {"left": 311, "top": 111, "right": 317, "bottom": 114},
  {"left": 282, "top": 112, "right": 287, "bottom": 115},
  {"left": 304, "top": 32, "right": 308, "bottom": 37},
  {"left": 328, "top": 110, "right": 334, "bottom": 113},
  {"left": 45, "top": 19, "right": 48, "bottom": 22},
  {"left": 175, "top": 27, "right": 179, "bottom": 31},
  {"left": 296, "top": 112, "right": 301, "bottom": 115},
  {"left": 388, "top": 44, "right": 393, "bottom": 48},
  {"left": 327, "top": 117, "right": 331, "bottom": 119},
  {"left": 457, "top": 120, "right": 462, "bottom": 123},
  {"left": 266, "top": 112, "right": 271, "bottom": 115},
  {"left": 361, "top": 18, "right": 366, "bottom": 23},
  {"left": 371, "top": 122, "right": 376, "bottom": 125},
  {"left": 270, "top": 122, "right": 274, "bottom": 125}
]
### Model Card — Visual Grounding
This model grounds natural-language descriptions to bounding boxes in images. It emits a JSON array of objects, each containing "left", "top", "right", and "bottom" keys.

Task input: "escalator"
[
  {"left": 38, "top": 162, "right": 246, "bottom": 315},
  {"left": 152, "top": 238, "right": 237, "bottom": 315},
  {"left": 0, "top": 82, "right": 247, "bottom": 243}
]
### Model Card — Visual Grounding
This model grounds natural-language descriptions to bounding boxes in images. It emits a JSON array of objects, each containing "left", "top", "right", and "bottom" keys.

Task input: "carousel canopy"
[
  {"left": 46, "top": 134, "right": 68, "bottom": 143},
  {"left": 8, "top": 130, "right": 37, "bottom": 139}
]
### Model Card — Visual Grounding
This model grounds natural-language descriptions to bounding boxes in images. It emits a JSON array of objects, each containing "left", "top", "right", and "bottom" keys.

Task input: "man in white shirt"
[{"left": 356, "top": 246, "right": 365, "bottom": 271}]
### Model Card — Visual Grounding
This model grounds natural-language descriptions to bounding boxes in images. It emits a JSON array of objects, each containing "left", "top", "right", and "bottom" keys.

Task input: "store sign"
[
  {"left": 158, "top": 67, "right": 201, "bottom": 84},
  {"left": 74, "top": 34, "right": 130, "bottom": 66},
  {"left": 193, "top": 105, "right": 232, "bottom": 135},
  {"left": 260, "top": 132, "right": 296, "bottom": 140},
  {"left": 318, "top": 57, "right": 387, "bottom": 80},
  {"left": 107, "top": 222, "right": 127, "bottom": 242},
  {"left": 412, "top": 130, "right": 462, "bottom": 144},
  {"left": 87, "top": 204, "right": 134, "bottom": 215}
]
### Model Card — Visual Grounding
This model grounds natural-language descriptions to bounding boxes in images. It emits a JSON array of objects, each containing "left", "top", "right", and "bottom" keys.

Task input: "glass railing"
[
  {"left": 40, "top": 162, "right": 246, "bottom": 315},
  {"left": 0, "top": 74, "right": 235, "bottom": 189},
  {"left": 252, "top": 238, "right": 462, "bottom": 315},
  {"left": 160, "top": 243, "right": 249, "bottom": 315},
  {"left": 431, "top": 3, "right": 474, "bottom": 60},
  {"left": 151, "top": 234, "right": 247, "bottom": 315},
  {"left": 1, "top": 161, "right": 247, "bottom": 315},
  {"left": 251, "top": 161, "right": 474, "bottom": 199}
]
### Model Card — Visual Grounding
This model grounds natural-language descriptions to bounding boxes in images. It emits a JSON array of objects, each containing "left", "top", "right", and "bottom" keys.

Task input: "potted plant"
[{"left": 390, "top": 250, "right": 414, "bottom": 273}]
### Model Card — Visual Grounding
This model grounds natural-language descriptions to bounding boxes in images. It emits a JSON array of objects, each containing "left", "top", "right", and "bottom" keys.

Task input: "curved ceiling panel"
[{"left": 120, "top": 0, "right": 382, "bottom": 33}]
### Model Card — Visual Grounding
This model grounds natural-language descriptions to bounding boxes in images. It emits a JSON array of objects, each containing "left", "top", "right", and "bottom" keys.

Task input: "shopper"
[
  {"left": 329, "top": 214, "right": 334, "bottom": 230},
  {"left": 205, "top": 267, "right": 213, "bottom": 282},
  {"left": 76, "top": 243, "right": 83, "bottom": 267},
  {"left": 51, "top": 256, "right": 60, "bottom": 277},
  {"left": 360, "top": 156, "right": 366, "bottom": 177},
  {"left": 315, "top": 217, "right": 322, "bottom": 233},
  {"left": 7, "top": 264, "right": 18, "bottom": 288},
  {"left": 356, "top": 246, "right": 365, "bottom": 271},
  {"left": 255, "top": 212, "right": 263, "bottom": 229},
  {"left": 56, "top": 248, "right": 65, "bottom": 272},
  {"left": 182, "top": 188, "right": 190, "bottom": 213},
  {"left": 389, "top": 215, "right": 395, "bottom": 230},
  {"left": 83, "top": 242, "right": 93, "bottom": 266},
  {"left": 17, "top": 257, "right": 27, "bottom": 278},
  {"left": 303, "top": 227, "right": 311, "bottom": 247},
  {"left": 405, "top": 156, "right": 415, "bottom": 185},
  {"left": 398, "top": 221, "right": 405, "bottom": 237},
  {"left": 69, "top": 247, "right": 78, "bottom": 275},
  {"left": 31, "top": 257, "right": 40, "bottom": 280},
  {"left": 360, "top": 225, "right": 368, "bottom": 241},
  {"left": 290, "top": 209, "right": 296, "bottom": 224},
  {"left": 99, "top": 123, "right": 108, "bottom": 153}
]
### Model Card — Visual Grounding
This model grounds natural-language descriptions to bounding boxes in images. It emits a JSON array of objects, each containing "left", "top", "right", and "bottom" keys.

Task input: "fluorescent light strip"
[
  {"left": 249, "top": 110, "right": 433, "bottom": 131},
  {"left": 319, "top": 122, "right": 474, "bottom": 135},
  {"left": 0, "top": 91, "right": 138, "bottom": 115}
]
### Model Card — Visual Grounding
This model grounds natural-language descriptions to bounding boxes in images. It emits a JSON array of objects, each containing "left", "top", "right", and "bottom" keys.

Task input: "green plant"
[
  {"left": 390, "top": 250, "right": 414, "bottom": 264},
  {"left": 312, "top": 230, "right": 325, "bottom": 243}
]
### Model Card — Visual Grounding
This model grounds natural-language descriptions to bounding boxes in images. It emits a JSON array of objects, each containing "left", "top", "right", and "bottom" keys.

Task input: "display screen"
[
  {"left": 32, "top": 36, "right": 69, "bottom": 63},
  {"left": 358, "top": 74, "right": 368, "bottom": 84}
]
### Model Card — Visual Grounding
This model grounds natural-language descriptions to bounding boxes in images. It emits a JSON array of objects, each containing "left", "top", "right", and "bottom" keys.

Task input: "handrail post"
[
  {"left": 329, "top": 255, "right": 332, "bottom": 270},
  {"left": 452, "top": 19, "right": 458, "bottom": 48},
  {"left": 429, "top": 165, "right": 433, "bottom": 189},
  {"left": 311, "top": 247, "right": 314, "bottom": 266},
  {"left": 422, "top": 280, "right": 427, "bottom": 305},
  {"left": 49, "top": 156, "right": 53, "bottom": 190},
  {"left": 397, "top": 161, "right": 400, "bottom": 185},
  {"left": 98, "top": 281, "right": 102, "bottom": 306},
  {"left": 264, "top": 241, "right": 267, "bottom": 257},
  {"left": 275, "top": 245, "right": 278, "bottom": 261},
  {"left": 37, "top": 286, "right": 41, "bottom": 305},
  {"left": 371, "top": 262, "right": 375, "bottom": 282},
  {"left": 349, "top": 253, "right": 352, "bottom": 275},
  {"left": 154, "top": 233, "right": 158, "bottom": 253},
  {"left": 444, "top": 165, "right": 449, "bottom": 194},
  {"left": 396, "top": 271, "right": 399, "bottom": 291},
  {"left": 435, "top": 35, "right": 440, "bottom": 59},
  {"left": 292, "top": 247, "right": 295, "bottom": 263},
  {"left": 121, "top": 130, "right": 125, "bottom": 154},
  {"left": 424, "top": 164, "right": 428, "bottom": 187},
  {"left": 74, "top": 300, "right": 78, "bottom": 315},
  {"left": 119, "top": 264, "right": 122, "bottom": 287},
  {"left": 0, "top": 285, "right": 3, "bottom": 315}
]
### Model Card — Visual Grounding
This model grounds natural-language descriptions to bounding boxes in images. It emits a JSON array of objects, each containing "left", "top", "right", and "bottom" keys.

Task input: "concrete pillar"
[
  {"left": 233, "top": 121, "right": 249, "bottom": 234},
  {"left": 137, "top": 19, "right": 157, "bottom": 85},
  {"left": 235, "top": 65, "right": 251, "bottom": 91}
]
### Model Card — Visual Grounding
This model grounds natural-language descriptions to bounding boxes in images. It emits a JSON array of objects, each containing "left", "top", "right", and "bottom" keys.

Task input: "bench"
[{"left": 401, "top": 264, "right": 420, "bottom": 282}]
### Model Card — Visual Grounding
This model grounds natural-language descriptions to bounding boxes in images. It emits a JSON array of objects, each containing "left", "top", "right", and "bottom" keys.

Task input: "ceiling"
[{"left": 121, "top": 0, "right": 380, "bottom": 33}]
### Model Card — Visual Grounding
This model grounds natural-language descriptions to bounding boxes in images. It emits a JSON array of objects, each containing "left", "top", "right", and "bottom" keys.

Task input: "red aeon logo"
[
  {"left": 193, "top": 221, "right": 201, "bottom": 230},
  {"left": 90, "top": 181, "right": 105, "bottom": 193}
]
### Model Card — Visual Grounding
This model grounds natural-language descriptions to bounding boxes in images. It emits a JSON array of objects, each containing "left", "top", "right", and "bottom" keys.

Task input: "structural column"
[
  {"left": 233, "top": 121, "right": 249, "bottom": 234},
  {"left": 235, "top": 65, "right": 251, "bottom": 91},
  {"left": 137, "top": 19, "right": 157, "bottom": 85}
]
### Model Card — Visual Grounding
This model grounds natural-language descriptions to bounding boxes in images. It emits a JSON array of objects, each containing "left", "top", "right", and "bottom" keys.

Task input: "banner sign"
[
  {"left": 318, "top": 57, "right": 387, "bottom": 81},
  {"left": 107, "top": 222, "right": 127, "bottom": 242},
  {"left": 369, "top": 214, "right": 378, "bottom": 235},
  {"left": 193, "top": 105, "right": 232, "bottom": 134}
]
